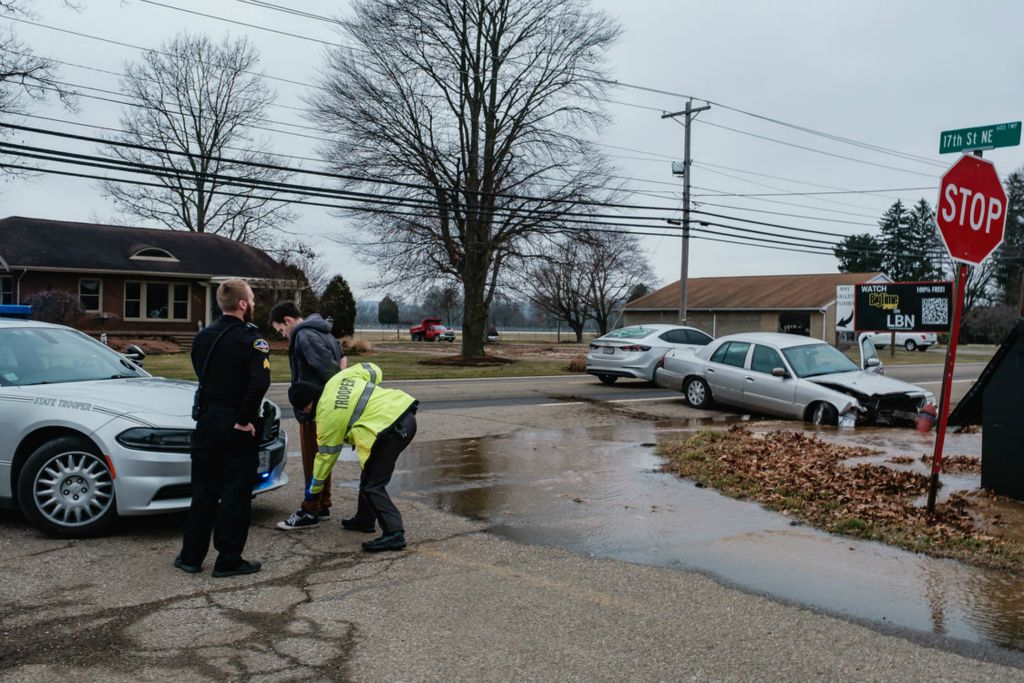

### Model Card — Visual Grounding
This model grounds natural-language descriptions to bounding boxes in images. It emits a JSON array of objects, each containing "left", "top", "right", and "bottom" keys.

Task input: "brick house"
[
  {"left": 623, "top": 272, "right": 890, "bottom": 341},
  {"left": 0, "top": 216, "right": 293, "bottom": 337}
]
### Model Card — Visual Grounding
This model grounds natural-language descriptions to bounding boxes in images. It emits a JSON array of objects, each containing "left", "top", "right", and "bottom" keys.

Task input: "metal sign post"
[
  {"left": 926, "top": 150, "right": 1010, "bottom": 513},
  {"left": 926, "top": 263, "right": 968, "bottom": 513}
]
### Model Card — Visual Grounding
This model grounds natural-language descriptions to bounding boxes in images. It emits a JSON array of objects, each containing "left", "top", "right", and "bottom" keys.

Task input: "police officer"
[
  {"left": 285, "top": 362, "right": 417, "bottom": 552},
  {"left": 174, "top": 278, "right": 271, "bottom": 577}
]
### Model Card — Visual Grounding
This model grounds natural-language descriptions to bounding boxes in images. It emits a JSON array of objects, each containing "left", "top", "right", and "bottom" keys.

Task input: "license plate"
[
  {"left": 258, "top": 449, "right": 271, "bottom": 474},
  {"left": 602, "top": 346, "right": 615, "bottom": 355}
]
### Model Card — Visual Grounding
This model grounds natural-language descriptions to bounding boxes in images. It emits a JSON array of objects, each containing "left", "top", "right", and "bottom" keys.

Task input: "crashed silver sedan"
[
  {"left": 655, "top": 332, "right": 934, "bottom": 426},
  {"left": 0, "top": 318, "right": 288, "bottom": 537}
]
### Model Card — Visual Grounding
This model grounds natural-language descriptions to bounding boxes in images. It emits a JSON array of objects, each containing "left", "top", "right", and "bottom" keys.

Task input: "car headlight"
[{"left": 116, "top": 428, "right": 194, "bottom": 453}]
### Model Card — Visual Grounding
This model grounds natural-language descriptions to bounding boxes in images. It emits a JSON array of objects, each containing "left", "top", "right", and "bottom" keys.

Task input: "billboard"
[{"left": 854, "top": 281, "right": 953, "bottom": 333}]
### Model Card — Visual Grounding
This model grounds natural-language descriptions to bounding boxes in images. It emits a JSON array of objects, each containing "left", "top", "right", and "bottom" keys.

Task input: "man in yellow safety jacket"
[{"left": 278, "top": 362, "right": 418, "bottom": 552}]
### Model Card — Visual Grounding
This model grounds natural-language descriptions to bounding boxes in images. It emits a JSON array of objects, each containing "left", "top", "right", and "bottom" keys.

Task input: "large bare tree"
[
  {"left": 100, "top": 32, "right": 293, "bottom": 246},
  {"left": 309, "top": 0, "right": 621, "bottom": 357}
]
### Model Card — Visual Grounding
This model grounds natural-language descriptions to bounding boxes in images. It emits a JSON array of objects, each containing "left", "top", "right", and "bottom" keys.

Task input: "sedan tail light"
[{"left": 620, "top": 344, "right": 651, "bottom": 352}]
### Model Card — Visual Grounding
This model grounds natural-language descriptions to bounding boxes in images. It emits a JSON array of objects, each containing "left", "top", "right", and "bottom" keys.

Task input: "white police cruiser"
[{"left": 0, "top": 317, "right": 287, "bottom": 537}]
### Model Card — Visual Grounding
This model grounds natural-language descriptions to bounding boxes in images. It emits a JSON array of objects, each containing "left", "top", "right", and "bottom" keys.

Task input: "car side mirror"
[
  {"left": 866, "top": 357, "right": 881, "bottom": 368},
  {"left": 771, "top": 367, "right": 789, "bottom": 378},
  {"left": 125, "top": 344, "right": 146, "bottom": 363}
]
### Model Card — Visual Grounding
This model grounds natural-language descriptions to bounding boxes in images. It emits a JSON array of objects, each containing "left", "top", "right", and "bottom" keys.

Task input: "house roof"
[
  {"left": 625, "top": 272, "right": 887, "bottom": 311},
  {"left": 0, "top": 216, "right": 285, "bottom": 279}
]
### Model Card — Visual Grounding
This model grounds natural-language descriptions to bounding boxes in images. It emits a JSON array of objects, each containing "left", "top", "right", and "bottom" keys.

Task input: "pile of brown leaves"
[
  {"left": 659, "top": 426, "right": 1021, "bottom": 572},
  {"left": 921, "top": 454, "right": 982, "bottom": 474}
]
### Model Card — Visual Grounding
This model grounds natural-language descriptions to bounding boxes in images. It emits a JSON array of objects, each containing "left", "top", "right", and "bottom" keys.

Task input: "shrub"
[
  {"left": 28, "top": 290, "right": 82, "bottom": 325},
  {"left": 342, "top": 336, "right": 375, "bottom": 356},
  {"left": 567, "top": 355, "right": 586, "bottom": 372}
]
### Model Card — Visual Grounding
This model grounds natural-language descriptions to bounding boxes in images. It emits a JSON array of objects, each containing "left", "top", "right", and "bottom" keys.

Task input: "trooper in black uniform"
[{"left": 174, "top": 278, "right": 271, "bottom": 578}]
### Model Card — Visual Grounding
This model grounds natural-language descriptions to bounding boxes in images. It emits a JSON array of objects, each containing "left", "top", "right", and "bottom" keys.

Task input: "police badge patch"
[{"left": 254, "top": 339, "right": 270, "bottom": 353}]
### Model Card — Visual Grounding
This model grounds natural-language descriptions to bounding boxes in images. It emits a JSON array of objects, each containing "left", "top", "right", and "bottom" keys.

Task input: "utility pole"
[{"left": 662, "top": 100, "right": 711, "bottom": 324}]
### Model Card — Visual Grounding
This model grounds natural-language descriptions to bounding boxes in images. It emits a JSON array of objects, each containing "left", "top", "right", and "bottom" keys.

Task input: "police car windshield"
[{"left": 0, "top": 327, "right": 148, "bottom": 386}]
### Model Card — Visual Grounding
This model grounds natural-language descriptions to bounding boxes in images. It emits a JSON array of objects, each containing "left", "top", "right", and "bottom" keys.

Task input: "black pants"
[
  {"left": 180, "top": 411, "right": 258, "bottom": 570},
  {"left": 351, "top": 411, "right": 417, "bottom": 534}
]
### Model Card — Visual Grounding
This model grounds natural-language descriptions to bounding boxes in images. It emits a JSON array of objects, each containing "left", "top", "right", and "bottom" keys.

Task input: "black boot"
[
  {"left": 341, "top": 517, "right": 376, "bottom": 533},
  {"left": 362, "top": 531, "right": 406, "bottom": 552}
]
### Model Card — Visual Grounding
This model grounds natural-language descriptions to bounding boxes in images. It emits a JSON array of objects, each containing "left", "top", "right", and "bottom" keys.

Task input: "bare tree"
[
  {"left": 0, "top": 1, "right": 77, "bottom": 172},
  {"left": 585, "top": 232, "right": 654, "bottom": 335},
  {"left": 309, "top": 0, "right": 621, "bottom": 357},
  {"left": 100, "top": 32, "right": 294, "bottom": 246},
  {"left": 525, "top": 238, "right": 590, "bottom": 342}
]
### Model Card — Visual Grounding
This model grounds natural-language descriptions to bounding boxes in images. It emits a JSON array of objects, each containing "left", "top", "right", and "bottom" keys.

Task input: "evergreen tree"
[
  {"left": 878, "top": 200, "right": 915, "bottom": 281},
  {"left": 905, "top": 198, "right": 941, "bottom": 281},
  {"left": 834, "top": 233, "right": 884, "bottom": 273},
  {"left": 319, "top": 275, "right": 357, "bottom": 337},
  {"left": 378, "top": 295, "right": 399, "bottom": 326},
  {"left": 994, "top": 169, "right": 1024, "bottom": 306},
  {"left": 627, "top": 283, "right": 650, "bottom": 302}
]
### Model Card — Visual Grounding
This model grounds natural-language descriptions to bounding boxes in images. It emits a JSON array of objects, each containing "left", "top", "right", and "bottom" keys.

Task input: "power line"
[
  {"left": 140, "top": 0, "right": 947, "bottom": 177},
  {"left": 693, "top": 119, "right": 939, "bottom": 179}
]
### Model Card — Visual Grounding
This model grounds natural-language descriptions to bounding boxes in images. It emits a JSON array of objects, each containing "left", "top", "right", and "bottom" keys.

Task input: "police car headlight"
[{"left": 116, "top": 428, "right": 194, "bottom": 453}]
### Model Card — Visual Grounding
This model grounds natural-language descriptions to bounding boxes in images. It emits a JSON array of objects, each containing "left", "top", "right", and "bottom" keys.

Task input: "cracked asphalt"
[{"left": 1, "top": 401, "right": 1022, "bottom": 681}]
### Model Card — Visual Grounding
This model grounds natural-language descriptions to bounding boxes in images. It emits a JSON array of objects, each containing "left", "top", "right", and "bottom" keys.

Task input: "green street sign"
[{"left": 940, "top": 122, "right": 1021, "bottom": 154}]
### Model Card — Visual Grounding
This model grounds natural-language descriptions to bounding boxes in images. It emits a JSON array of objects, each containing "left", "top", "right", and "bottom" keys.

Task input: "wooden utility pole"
[{"left": 662, "top": 100, "right": 711, "bottom": 324}]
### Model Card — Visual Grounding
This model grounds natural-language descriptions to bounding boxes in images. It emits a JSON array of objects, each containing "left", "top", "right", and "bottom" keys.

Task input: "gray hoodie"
[{"left": 288, "top": 314, "right": 344, "bottom": 420}]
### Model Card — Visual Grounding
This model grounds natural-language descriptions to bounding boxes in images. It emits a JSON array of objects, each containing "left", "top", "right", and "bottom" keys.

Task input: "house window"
[
  {"left": 0, "top": 277, "right": 12, "bottom": 305},
  {"left": 79, "top": 278, "right": 102, "bottom": 312},
  {"left": 130, "top": 247, "right": 178, "bottom": 262},
  {"left": 124, "top": 282, "right": 142, "bottom": 319},
  {"left": 124, "top": 282, "right": 190, "bottom": 321},
  {"left": 173, "top": 284, "right": 190, "bottom": 320}
]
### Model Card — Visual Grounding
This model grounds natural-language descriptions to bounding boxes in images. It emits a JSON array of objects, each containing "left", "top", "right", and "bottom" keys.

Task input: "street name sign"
[
  {"left": 936, "top": 155, "right": 1007, "bottom": 266},
  {"left": 853, "top": 282, "right": 953, "bottom": 333},
  {"left": 940, "top": 122, "right": 1021, "bottom": 154}
]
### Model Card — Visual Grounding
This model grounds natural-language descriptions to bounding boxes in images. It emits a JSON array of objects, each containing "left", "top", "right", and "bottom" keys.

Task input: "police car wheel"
[{"left": 17, "top": 436, "right": 117, "bottom": 538}]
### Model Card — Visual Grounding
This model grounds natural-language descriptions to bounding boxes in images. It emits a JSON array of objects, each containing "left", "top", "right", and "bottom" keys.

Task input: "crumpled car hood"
[{"left": 806, "top": 370, "right": 928, "bottom": 397}]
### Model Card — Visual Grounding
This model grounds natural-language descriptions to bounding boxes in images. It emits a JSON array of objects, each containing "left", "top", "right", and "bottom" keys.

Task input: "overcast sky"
[{"left": 5, "top": 0, "right": 1024, "bottom": 299}]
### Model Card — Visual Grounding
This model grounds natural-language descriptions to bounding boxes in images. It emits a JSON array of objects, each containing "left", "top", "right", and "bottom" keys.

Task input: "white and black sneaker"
[
  {"left": 276, "top": 509, "right": 320, "bottom": 531},
  {"left": 318, "top": 508, "right": 331, "bottom": 521}
]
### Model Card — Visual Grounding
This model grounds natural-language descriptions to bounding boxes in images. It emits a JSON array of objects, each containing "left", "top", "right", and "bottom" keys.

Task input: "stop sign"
[{"left": 936, "top": 155, "right": 1007, "bottom": 265}]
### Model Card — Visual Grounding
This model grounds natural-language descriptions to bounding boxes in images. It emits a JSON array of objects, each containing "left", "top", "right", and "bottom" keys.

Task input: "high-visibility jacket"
[{"left": 308, "top": 362, "right": 416, "bottom": 497}]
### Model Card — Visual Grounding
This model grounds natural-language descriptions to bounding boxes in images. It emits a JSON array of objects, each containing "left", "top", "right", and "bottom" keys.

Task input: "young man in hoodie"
[
  {"left": 284, "top": 362, "right": 417, "bottom": 552},
  {"left": 269, "top": 301, "right": 345, "bottom": 530}
]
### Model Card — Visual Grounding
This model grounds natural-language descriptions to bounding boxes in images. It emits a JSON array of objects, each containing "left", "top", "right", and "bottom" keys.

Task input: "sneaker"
[
  {"left": 173, "top": 555, "right": 202, "bottom": 573},
  {"left": 212, "top": 559, "right": 262, "bottom": 578},
  {"left": 341, "top": 517, "right": 376, "bottom": 533},
  {"left": 362, "top": 531, "right": 406, "bottom": 553},
  {"left": 276, "top": 509, "right": 320, "bottom": 531},
  {"left": 318, "top": 508, "right": 331, "bottom": 521}
]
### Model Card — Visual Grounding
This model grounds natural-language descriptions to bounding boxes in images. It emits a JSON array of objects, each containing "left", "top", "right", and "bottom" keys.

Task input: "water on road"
[{"left": 388, "top": 422, "right": 1024, "bottom": 652}]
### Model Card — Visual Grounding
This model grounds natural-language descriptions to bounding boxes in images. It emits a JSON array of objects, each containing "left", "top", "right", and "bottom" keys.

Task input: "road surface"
[{"left": 267, "top": 362, "right": 987, "bottom": 415}]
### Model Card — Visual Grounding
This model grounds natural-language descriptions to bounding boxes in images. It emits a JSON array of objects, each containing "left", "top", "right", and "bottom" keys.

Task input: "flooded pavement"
[{"left": 385, "top": 421, "right": 1024, "bottom": 653}]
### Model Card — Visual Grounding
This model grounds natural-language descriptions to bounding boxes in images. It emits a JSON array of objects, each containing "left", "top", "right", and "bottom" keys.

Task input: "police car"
[{"left": 0, "top": 317, "right": 287, "bottom": 537}]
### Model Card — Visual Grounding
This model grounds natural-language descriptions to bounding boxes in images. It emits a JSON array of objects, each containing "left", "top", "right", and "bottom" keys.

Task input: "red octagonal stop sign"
[{"left": 936, "top": 155, "right": 1007, "bottom": 265}]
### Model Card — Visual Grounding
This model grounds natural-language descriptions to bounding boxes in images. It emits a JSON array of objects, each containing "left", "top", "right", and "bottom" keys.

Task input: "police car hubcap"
[{"left": 33, "top": 451, "right": 114, "bottom": 527}]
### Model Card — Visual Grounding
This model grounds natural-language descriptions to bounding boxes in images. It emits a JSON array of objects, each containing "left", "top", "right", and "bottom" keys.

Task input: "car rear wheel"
[
  {"left": 904, "top": 340, "right": 917, "bottom": 351},
  {"left": 17, "top": 435, "right": 117, "bottom": 538},
  {"left": 807, "top": 402, "right": 838, "bottom": 427},
  {"left": 597, "top": 374, "right": 618, "bottom": 385},
  {"left": 685, "top": 377, "right": 713, "bottom": 408}
]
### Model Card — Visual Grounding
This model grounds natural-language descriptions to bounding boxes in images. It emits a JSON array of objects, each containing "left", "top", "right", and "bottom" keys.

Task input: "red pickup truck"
[{"left": 409, "top": 318, "right": 456, "bottom": 342}]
